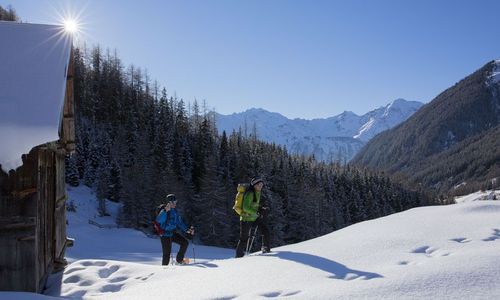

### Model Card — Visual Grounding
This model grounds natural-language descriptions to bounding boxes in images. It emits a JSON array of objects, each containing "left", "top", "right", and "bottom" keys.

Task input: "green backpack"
[{"left": 233, "top": 183, "right": 250, "bottom": 215}]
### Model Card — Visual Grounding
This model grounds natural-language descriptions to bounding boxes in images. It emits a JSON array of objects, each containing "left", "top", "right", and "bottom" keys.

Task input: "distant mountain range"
[
  {"left": 353, "top": 60, "right": 500, "bottom": 195},
  {"left": 213, "top": 99, "right": 423, "bottom": 162}
]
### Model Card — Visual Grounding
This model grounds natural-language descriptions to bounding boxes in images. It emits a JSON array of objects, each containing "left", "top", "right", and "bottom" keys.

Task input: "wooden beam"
[{"left": 11, "top": 187, "right": 37, "bottom": 199}]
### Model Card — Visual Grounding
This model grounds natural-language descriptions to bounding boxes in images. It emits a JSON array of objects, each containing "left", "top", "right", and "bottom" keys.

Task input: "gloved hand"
[
  {"left": 186, "top": 226, "right": 195, "bottom": 240},
  {"left": 258, "top": 206, "right": 269, "bottom": 216}
]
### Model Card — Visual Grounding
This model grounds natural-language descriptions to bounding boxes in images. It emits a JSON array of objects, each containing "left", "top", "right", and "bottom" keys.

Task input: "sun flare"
[{"left": 63, "top": 18, "right": 79, "bottom": 34}]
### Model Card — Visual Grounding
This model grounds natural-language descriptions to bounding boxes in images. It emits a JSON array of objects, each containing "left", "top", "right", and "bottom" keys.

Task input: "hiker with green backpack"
[{"left": 234, "top": 177, "right": 271, "bottom": 258}]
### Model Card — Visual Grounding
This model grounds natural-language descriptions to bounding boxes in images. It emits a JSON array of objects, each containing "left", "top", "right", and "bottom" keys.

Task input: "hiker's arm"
[{"left": 177, "top": 215, "right": 189, "bottom": 232}]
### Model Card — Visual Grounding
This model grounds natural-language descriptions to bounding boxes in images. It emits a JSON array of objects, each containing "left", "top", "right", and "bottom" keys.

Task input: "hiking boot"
[
  {"left": 261, "top": 246, "right": 271, "bottom": 254},
  {"left": 176, "top": 258, "right": 190, "bottom": 265}
]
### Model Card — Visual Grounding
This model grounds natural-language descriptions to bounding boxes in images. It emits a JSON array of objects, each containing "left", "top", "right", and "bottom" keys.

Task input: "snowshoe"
[
  {"left": 261, "top": 247, "right": 271, "bottom": 254},
  {"left": 175, "top": 258, "right": 190, "bottom": 265}
]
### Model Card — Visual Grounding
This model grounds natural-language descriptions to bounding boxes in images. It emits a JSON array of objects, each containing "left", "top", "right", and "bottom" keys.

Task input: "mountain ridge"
[{"left": 214, "top": 99, "right": 423, "bottom": 162}]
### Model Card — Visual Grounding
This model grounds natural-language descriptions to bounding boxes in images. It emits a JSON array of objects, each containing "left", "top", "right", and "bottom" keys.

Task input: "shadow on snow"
[{"left": 273, "top": 251, "right": 383, "bottom": 280}]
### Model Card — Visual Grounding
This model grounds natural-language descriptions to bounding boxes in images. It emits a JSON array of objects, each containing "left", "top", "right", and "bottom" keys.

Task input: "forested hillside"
[
  {"left": 67, "top": 45, "right": 429, "bottom": 248},
  {"left": 353, "top": 60, "right": 500, "bottom": 196}
]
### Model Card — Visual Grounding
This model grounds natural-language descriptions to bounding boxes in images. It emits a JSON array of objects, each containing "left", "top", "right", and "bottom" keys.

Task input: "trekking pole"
[
  {"left": 188, "top": 225, "right": 195, "bottom": 263},
  {"left": 191, "top": 239, "right": 196, "bottom": 263},
  {"left": 245, "top": 225, "right": 259, "bottom": 256},
  {"left": 245, "top": 226, "right": 253, "bottom": 255}
]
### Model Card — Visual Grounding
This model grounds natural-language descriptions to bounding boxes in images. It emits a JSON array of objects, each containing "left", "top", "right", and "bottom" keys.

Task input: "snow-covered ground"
[
  {"left": 454, "top": 190, "right": 499, "bottom": 203},
  {"left": 1, "top": 186, "right": 500, "bottom": 299}
]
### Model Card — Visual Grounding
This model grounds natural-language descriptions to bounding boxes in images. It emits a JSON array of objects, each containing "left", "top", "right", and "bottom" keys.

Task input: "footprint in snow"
[
  {"left": 80, "top": 260, "right": 107, "bottom": 267},
  {"left": 260, "top": 290, "right": 302, "bottom": 298},
  {"left": 100, "top": 283, "right": 124, "bottom": 293},
  {"left": 64, "top": 267, "right": 86, "bottom": 275},
  {"left": 411, "top": 246, "right": 450, "bottom": 257},
  {"left": 63, "top": 275, "right": 82, "bottom": 284},
  {"left": 450, "top": 238, "right": 471, "bottom": 243},
  {"left": 411, "top": 246, "right": 436, "bottom": 255},
  {"left": 482, "top": 229, "right": 500, "bottom": 242},
  {"left": 109, "top": 276, "right": 128, "bottom": 283},
  {"left": 67, "top": 290, "right": 87, "bottom": 298},
  {"left": 261, "top": 291, "right": 282, "bottom": 298},
  {"left": 78, "top": 280, "right": 93, "bottom": 287},
  {"left": 282, "top": 290, "right": 302, "bottom": 297},
  {"left": 207, "top": 295, "right": 238, "bottom": 300},
  {"left": 98, "top": 265, "right": 119, "bottom": 279},
  {"left": 135, "top": 272, "right": 155, "bottom": 281}
]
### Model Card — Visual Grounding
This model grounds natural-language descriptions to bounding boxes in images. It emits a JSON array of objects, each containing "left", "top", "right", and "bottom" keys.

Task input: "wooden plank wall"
[
  {"left": 54, "top": 148, "right": 67, "bottom": 260},
  {"left": 0, "top": 148, "right": 40, "bottom": 292},
  {"left": 36, "top": 147, "right": 55, "bottom": 290},
  {"left": 0, "top": 146, "right": 68, "bottom": 292}
]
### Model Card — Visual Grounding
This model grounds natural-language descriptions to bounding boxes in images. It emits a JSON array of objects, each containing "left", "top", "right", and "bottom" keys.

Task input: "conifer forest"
[{"left": 69, "top": 46, "right": 430, "bottom": 248}]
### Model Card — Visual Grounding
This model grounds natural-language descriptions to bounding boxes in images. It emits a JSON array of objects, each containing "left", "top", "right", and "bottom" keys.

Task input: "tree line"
[{"left": 0, "top": 5, "right": 18, "bottom": 22}]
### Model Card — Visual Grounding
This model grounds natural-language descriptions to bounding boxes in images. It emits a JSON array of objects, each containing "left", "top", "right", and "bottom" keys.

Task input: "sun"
[{"left": 63, "top": 18, "right": 79, "bottom": 34}]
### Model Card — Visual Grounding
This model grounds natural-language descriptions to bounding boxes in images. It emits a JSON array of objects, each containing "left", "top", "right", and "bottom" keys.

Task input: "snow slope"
[
  {"left": 1, "top": 186, "right": 499, "bottom": 299},
  {"left": 214, "top": 99, "right": 423, "bottom": 162},
  {"left": 454, "top": 190, "right": 499, "bottom": 203}
]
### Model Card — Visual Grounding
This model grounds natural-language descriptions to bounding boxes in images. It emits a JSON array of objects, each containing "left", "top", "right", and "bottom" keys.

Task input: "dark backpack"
[{"left": 153, "top": 204, "right": 170, "bottom": 236}]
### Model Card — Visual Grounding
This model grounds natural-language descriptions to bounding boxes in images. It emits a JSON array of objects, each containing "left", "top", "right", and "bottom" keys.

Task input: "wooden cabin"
[{"left": 0, "top": 22, "right": 75, "bottom": 293}]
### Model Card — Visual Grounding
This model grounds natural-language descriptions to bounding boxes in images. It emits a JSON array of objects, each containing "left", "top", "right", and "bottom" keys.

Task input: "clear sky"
[{"left": 3, "top": 0, "right": 500, "bottom": 119}]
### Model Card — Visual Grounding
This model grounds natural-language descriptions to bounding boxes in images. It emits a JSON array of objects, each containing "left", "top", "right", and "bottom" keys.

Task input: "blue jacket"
[
  {"left": 156, "top": 208, "right": 188, "bottom": 237},
  {"left": 156, "top": 210, "right": 176, "bottom": 237},
  {"left": 170, "top": 208, "right": 189, "bottom": 232}
]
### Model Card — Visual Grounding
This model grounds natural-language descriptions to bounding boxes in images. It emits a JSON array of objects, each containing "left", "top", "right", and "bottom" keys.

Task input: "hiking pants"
[
  {"left": 160, "top": 232, "right": 189, "bottom": 265},
  {"left": 235, "top": 217, "right": 271, "bottom": 258}
]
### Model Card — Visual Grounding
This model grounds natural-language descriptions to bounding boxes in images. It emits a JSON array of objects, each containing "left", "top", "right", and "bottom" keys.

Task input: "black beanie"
[
  {"left": 166, "top": 194, "right": 176, "bottom": 202},
  {"left": 251, "top": 177, "right": 264, "bottom": 186}
]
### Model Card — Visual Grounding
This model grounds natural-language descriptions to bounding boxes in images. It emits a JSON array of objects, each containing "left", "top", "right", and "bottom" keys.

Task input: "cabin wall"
[
  {"left": 0, "top": 43, "right": 74, "bottom": 293},
  {"left": 0, "top": 146, "right": 68, "bottom": 293},
  {"left": 0, "top": 148, "right": 41, "bottom": 292}
]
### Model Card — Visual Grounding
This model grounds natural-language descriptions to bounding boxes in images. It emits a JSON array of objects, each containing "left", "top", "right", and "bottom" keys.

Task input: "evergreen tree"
[{"left": 65, "top": 154, "right": 80, "bottom": 187}]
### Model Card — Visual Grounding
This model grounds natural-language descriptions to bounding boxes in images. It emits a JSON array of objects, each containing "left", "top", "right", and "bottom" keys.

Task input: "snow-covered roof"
[{"left": 0, "top": 21, "right": 72, "bottom": 173}]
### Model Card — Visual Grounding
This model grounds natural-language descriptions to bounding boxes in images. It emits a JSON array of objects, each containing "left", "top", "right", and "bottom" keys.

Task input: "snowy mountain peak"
[
  {"left": 215, "top": 99, "right": 423, "bottom": 162},
  {"left": 340, "top": 110, "right": 358, "bottom": 117},
  {"left": 386, "top": 98, "right": 421, "bottom": 110},
  {"left": 382, "top": 98, "right": 423, "bottom": 118}
]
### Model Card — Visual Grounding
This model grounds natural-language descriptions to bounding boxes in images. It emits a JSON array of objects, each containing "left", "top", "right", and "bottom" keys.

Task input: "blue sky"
[{"left": 3, "top": 0, "right": 500, "bottom": 119}]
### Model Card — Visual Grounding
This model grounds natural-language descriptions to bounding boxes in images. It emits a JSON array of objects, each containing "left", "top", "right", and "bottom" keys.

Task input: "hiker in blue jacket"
[{"left": 157, "top": 194, "right": 194, "bottom": 265}]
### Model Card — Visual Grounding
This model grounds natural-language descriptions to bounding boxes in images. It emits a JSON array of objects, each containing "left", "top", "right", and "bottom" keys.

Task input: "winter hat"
[
  {"left": 250, "top": 177, "right": 264, "bottom": 186},
  {"left": 166, "top": 194, "right": 176, "bottom": 202}
]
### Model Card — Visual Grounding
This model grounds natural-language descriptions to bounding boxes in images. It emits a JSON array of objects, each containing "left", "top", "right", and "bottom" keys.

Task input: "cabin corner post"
[{"left": 62, "top": 46, "right": 76, "bottom": 154}]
